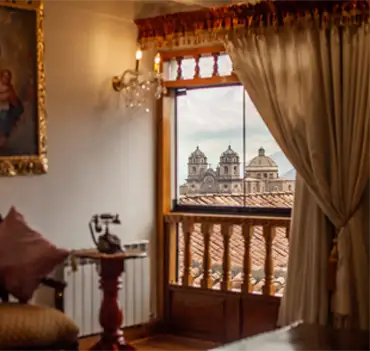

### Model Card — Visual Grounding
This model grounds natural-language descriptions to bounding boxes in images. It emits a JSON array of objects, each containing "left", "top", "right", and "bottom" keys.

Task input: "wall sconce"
[{"left": 112, "top": 49, "right": 166, "bottom": 110}]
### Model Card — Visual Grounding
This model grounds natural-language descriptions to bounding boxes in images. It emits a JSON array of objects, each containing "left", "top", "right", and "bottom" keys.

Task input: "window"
[
  {"left": 161, "top": 48, "right": 292, "bottom": 298},
  {"left": 173, "top": 78, "right": 295, "bottom": 215}
]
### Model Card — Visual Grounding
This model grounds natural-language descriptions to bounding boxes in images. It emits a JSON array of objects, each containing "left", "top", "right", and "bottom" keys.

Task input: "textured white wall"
[{"left": 0, "top": 1, "right": 156, "bottom": 313}]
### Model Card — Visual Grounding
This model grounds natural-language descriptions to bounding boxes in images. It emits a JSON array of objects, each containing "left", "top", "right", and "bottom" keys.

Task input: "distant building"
[
  {"left": 244, "top": 146, "right": 295, "bottom": 193},
  {"left": 179, "top": 146, "right": 295, "bottom": 195}
]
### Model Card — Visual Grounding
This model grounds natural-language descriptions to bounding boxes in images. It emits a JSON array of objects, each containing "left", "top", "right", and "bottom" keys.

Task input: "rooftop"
[{"left": 179, "top": 191, "right": 294, "bottom": 208}]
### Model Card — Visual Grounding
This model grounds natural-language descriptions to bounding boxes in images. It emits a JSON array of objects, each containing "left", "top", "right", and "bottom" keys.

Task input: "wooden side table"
[{"left": 73, "top": 249, "right": 146, "bottom": 351}]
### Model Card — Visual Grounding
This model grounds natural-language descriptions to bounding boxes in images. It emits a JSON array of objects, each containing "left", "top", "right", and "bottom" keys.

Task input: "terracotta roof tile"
[
  {"left": 179, "top": 191, "right": 294, "bottom": 208},
  {"left": 177, "top": 192, "right": 292, "bottom": 295}
]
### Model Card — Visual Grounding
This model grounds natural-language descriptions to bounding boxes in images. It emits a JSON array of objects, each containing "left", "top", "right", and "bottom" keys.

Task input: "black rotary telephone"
[{"left": 89, "top": 214, "right": 123, "bottom": 254}]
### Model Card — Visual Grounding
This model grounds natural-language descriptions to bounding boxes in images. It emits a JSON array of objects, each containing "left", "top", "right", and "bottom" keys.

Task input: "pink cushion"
[{"left": 0, "top": 207, "right": 69, "bottom": 301}]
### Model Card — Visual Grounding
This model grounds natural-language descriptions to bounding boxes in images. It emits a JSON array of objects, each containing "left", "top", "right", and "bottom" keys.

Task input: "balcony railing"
[{"left": 164, "top": 213, "right": 290, "bottom": 297}]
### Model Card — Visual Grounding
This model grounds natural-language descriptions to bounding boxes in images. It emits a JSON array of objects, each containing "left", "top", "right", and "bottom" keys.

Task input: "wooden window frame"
[{"left": 155, "top": 45, "right": 291, "bottom": 319}]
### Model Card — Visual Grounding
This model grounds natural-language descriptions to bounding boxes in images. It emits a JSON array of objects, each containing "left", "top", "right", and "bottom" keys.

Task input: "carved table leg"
[{"left": 90, "top": 257, "right": 135, "bottom": 351}]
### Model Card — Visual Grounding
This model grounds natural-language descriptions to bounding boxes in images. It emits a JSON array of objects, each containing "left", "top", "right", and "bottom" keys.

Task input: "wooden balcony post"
[
  {"left": 241, "top": 223, "right": 253, "bottom": 294},
  {"left": 176, "top": 57, "right": 183, "bottom": 80},
  {"left": 262, "top": 224, "right": 276, "bottom": 296},
  {"left": 212, "top": 53, "right": 219, "bottom": 77},
  {"left": 221, "top": 224, "right": 233, "bottom": 291},
  {"left": 165, "top": 221, "right": 177, "bottom": 284},
  {"left": 201, "top": 222, "right": 213, "bottom": 289},
  {"left": 194, "top": 55, "right": 201, "bottom": 79},
  {"left": 182, "top": 220, "right": 194, "bottom": 287}
]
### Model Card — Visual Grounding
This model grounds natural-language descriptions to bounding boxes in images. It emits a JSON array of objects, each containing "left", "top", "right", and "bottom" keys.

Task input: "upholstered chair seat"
[
  {"left": 0, "top": 302, "right": 79, "bottom": 350},
  {"left": 0, "top": 210, "right": 79, "bottom": 350}
]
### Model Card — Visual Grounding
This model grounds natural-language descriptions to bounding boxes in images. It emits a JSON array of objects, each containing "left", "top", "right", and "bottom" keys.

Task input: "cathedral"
[{"left": 179, "top": 146, "right": 295, "bottom": 195}]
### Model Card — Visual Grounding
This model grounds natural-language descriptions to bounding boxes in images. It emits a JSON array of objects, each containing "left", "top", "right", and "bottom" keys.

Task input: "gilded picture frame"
[{"left": 0, "top": 0, "right": 46, "bottom": 176}]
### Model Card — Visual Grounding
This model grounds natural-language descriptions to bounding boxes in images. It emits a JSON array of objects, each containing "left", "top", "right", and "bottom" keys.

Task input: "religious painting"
[{"left": 0, "top": 0, "right": 46, "bottom": 176}]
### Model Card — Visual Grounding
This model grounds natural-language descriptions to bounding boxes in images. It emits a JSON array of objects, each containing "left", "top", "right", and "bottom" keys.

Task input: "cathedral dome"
[{"left": 246, "top": 147, "right": 278, "bottom": 169}]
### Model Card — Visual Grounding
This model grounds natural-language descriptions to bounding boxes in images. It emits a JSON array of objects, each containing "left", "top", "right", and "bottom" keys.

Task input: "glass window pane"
[
  {"left": 176, "top": 86, "right": 244, "bottom": 206},
  {"left": 244, "top": 91, "right": 296, "bottom": 204}
]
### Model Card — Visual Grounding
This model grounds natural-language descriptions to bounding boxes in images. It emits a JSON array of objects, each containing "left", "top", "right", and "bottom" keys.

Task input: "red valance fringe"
[{"left": 135, "top": 0, "right": 370, "bottom": 49}]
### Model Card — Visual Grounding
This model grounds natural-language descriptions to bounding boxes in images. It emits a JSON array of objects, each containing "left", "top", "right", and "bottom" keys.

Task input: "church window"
[
  {"left": 192, "top": 166, "right": 196, "bottom": 174},
  {"left": 264, "top": 173, "right": 268, "bottom": 178},
  {"left": 233, "top": 166, "right": 237, "bottom": 174},
  {"left": 224, "top": 184, "right": 228, "bottom": 189},
  {"left": 224, "top": 166, "right": 229, "bottom": 175},
  {"left": 288, "top": 185, "right": 292, "bottom": 191}
]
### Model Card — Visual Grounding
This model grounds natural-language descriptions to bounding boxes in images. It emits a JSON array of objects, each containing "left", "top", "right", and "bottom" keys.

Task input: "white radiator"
[{"left": 63, "top": 241, "right": 151, "bottom": 337}]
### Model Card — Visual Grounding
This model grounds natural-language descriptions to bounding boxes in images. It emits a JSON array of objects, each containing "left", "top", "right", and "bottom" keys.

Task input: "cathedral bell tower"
[
  {"left": 218, "top": 145, "right": 241, "bottom": 193},
  {"left": 187, "top": 146, "right": 208, "bottom": 180}
]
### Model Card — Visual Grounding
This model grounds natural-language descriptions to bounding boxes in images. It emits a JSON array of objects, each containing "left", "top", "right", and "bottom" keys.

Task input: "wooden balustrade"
[
  {"left": 262, "top": 225, "right": 276, "bottom": 296},
  {"left": 164, "top": 213, "right": 290, "bottom": 297},
  {"left": 221, "top": 224, "right": 233, "bottom": 291},
  {"left": 160, "top": 45, "right": 239, "bottom": 88},
  {"left": 182, "top": 220, "right": 194, "bottom": 287},
  {"left": 241, "top": 223, "right": 253, "bottom": 294},
  {"left": 201, "top": 223, "right": 213, "bottom": 289}
]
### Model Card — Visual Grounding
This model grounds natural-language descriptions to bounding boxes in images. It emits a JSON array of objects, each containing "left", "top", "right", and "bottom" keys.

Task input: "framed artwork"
[{"left": 0, "top": 0, "right": 46, "bottom": 176}]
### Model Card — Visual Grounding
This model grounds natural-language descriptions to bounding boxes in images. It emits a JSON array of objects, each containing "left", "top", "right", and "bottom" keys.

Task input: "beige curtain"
[{"left": 225, "top": 24, "right": 369, "bottom": 330}]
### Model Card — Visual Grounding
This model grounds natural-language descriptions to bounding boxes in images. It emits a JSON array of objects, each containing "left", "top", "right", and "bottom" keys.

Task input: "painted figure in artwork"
[
  {"left": 0, "top": 5, "right": 39, "bottom": 158},
  {"left": 0, "top": 69, "right": 24, "bottom": 148}
]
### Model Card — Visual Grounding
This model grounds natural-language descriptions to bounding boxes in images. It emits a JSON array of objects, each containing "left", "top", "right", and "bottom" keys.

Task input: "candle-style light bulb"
[
  {"left": 135, "top": 49, "right": 142, "bottom": 71},
  {"left": 154, "top": 53, "right": 161, "bottom": 73},
  {"left": 136, "top": 49, "right": 143, "bottom": 60}
]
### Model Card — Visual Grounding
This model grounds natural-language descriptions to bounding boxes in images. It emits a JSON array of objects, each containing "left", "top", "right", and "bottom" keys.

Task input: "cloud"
[
  {"left": 178, "top": 86, "right": 243, "bottom": 134},
  {"left": 176, "top": 86, "right": 286, "bottom": 185}
]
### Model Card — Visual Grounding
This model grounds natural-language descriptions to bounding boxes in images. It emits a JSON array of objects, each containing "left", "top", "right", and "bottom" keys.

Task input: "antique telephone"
[{"left": 89, "top": 214, "right": 123, "bottom": 254}]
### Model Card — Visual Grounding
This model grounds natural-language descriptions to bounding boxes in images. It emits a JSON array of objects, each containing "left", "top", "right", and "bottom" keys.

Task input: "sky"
[{"left": 176, "top": 85, "right": 293, "bottom": 185}]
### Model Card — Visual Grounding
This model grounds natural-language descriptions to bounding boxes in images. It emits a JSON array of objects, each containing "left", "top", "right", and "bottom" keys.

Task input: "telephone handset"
[{"left": 89, "top": 213, "right": 123, "bottom": 254}]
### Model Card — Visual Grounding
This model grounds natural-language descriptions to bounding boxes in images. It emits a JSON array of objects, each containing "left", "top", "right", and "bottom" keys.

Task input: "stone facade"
[{"left": 179, "top": 146, "right": 295, "bottom": 195}]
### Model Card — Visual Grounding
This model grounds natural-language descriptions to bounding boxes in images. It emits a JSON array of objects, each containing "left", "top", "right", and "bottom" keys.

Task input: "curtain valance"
[{"left": 135, "top": 1, "right": 370, "bottom": 50}]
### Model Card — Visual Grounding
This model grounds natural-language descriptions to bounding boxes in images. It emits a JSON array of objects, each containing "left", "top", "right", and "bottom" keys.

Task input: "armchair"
[
  {"left": 0, "top": 213, "right": 79, "bottom": 350},
  {"left": 0, "top": 276, "right": 79, "bottom": 350}
]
